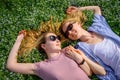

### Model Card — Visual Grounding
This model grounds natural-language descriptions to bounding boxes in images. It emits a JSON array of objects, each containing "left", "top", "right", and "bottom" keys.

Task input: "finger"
[
  {"left": 75, "top": 50, "right": 84, "bottom": 56},
  {"left": 76, "top": 49, "right": 83, "bottom": 53},
  {"left": 65, "top": 53, "right": 72, "bottom": 59},
  {"left": 66, "top": 50, "right": 73, "bottom": 56},
  {"left": 18, "top": 30, "right": 26, "bottom": 36},
  {"left": 66, "top": 49, "right": 73, "bottom": 54},
  {"left": 74, "top": 49, "right": 81, "bottom": 54},
  {"left": 65, "top": 47, "right": 69, "bottom": 51},
  {"left": 66, "top": 6, "right": 74, "bottom": 14},
  {"left": 66, "top": 10, "right": 71, "bottom": 14},
  {"left": 66, "top": 50, "right": 72, "bottom": 55},
  {"left": 69, "top": 46, "right": 74, "bottom": 50},
  {"left": 65, "top": 46, "right": 71, "bottom": 51},
  {"left": 19, "top": 31, "right": 23, "bottom": 35}
]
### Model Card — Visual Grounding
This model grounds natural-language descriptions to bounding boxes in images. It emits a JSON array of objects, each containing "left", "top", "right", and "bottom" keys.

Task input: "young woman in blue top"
[{"left": 60, "top": 6, "right": 119, "bottom": 80}]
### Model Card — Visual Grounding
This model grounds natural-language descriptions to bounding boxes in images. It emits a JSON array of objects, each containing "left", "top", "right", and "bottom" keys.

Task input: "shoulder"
[
  {"left": 34, "top": 60, "right": 48, "bottom": 67},
  {"left": 33, "top": 61, "right": 47, "bottom": 74},
  {"left": 93, "top": 14, "right": 106, "bottom": 22}
]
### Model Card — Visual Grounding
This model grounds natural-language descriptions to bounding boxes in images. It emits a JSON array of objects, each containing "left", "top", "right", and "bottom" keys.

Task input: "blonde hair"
[
  {"left": 59, "top": 10, "right": 86, "bottom": 38},
  {"left": 60, "top": 10, "right": 86, "bottom": 30},
  {"left": 35, "top": 32, "right": 49, "bottom": 54},
  {"left": 18, "top": 18, "right": 63, "bottom": 55}
]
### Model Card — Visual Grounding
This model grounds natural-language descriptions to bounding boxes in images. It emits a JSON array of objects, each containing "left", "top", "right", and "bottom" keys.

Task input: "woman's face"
[
  {"left": 42, "top": 33, "right": 61, "bottom": 53},
  {"left": 62, "top": 22, "right": 83, "bottom": 40}
]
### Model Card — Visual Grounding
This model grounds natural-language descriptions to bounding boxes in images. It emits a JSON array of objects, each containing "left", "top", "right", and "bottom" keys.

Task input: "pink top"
[{"left": 34, "top": 52, "right": 90, "bottom": 80}]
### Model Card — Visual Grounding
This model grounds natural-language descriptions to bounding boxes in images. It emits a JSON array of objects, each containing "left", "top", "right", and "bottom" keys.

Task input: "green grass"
[{"left": 0, "top": 0, "right": 120, "bottom": 80}]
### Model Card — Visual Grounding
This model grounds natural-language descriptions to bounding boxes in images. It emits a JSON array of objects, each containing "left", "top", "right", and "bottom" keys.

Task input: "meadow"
[{"left": 0, "top": 0, "right": 120, "bottom": 80}]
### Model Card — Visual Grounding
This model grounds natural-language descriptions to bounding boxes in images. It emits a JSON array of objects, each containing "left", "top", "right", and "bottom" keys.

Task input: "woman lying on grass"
[{"left": 60, "top": 5, "right": 118, "bottom": 79}]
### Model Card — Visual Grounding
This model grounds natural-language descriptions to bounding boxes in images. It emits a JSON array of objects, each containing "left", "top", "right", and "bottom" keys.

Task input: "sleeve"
[
  {"left": 34, "top": 62, "right": 41, "bottom": 76},
  {"left": 92, "top": 14, "right": 111, "bottom": 28},
  {"left": 88, "top": 14, "right": 113, "bottom": 35},
  {"left": 34, "top": 61, "right": 48, "bottom": 78}
]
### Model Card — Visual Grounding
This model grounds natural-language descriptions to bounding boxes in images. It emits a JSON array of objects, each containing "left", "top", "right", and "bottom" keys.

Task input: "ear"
[{"left": 41, "top": 44, "right": 46, "bottom": 50}]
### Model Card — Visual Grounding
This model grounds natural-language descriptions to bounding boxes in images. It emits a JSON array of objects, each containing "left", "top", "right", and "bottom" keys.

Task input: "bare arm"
[
  {"left": 75, "top": 49, "right": 106, "bottom": 76},
  {"left": 6, "top": 31, "right": 36, "bottom": 75},
  {"left": 66, "top": 6, "right": 101, "bottom": 15},
  {"left": 78, "top": 6, "right": 101, "bottom": 15},
  {"left": 65, "top": 46, "right": 92, "bottom": 76},
  {"left": 73, "top": 53, "right": 92, "bottom": 76}
]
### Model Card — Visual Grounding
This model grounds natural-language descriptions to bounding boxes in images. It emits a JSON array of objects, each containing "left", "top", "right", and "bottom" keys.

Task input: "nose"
[
  {"left": 56, "top": 39, "right": 60, "bottom": 44},
  {"left": 68, "top": 30, "right": 76, "bottom": 38},
  {"left": 68, "top": 30, "right": 72, "bottom": 35},
  {"left": 56, "top": 39, "right": 60, "bottom": 42}
]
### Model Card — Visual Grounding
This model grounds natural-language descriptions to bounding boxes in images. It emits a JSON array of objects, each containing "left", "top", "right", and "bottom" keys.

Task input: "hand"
[
  {"left": 65, "top": 45, "right": 86, "bottom": 58},
  {"left": 65, "top": 46, "right": 83, "bottom": 63},
  {"left": 18, "top": 30, "right": 26, "bottom": 36},
  {"left": 66, "top": 6, "right": 78, "bottom": 14},
  {"left": 74, "top": 49, "right": 85, "bottom": 57},
  {"left": 16, "top": 30, "right": 26, "bottom": 40}
]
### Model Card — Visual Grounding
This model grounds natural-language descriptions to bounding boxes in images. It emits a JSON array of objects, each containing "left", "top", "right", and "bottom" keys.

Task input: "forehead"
[
  {"left": 46, "top": 33, "right": 56, "bottom": 38},
  {"left": 62, "top": 22, "right": 71, "bottom": 32}
]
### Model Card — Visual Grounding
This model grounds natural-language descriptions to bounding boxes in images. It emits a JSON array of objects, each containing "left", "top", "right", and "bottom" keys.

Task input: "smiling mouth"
[{"left": 73, "top": 32, "right": 77, "bottom": 37}]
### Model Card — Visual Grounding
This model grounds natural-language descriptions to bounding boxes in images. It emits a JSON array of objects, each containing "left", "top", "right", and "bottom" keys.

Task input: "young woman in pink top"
[{"left": 6, "top": 20, "right": 105, "bottom": 80}]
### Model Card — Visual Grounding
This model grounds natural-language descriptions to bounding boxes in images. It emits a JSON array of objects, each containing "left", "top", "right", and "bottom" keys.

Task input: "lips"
[
  {"left": 72, "top": 31, "right": 77, "bottom": 38},
  {"left": 56, "top": 44, "right": 60, "bottom": 46}
]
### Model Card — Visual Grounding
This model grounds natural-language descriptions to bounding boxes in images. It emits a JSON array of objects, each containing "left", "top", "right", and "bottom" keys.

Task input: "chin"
[
  {"left": 55, "top": 47, "right": 61, "bottom": 50},
  {"left": 56, "top": 49, "right": 61, "bottom": 53},
  {"left": 70, "top": 36, "right": 79, "bottom": 40},
  {"left": 71, "top": 38, "right": 78, "bottom": 40}
]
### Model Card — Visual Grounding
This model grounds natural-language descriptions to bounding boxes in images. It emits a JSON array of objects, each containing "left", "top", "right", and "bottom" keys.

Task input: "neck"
[
  {"left": 46, "top": 50, "right": 61, "bottom": 59},
  {"left": 79, "top": 31, "right": 93, "bottom": 43}
]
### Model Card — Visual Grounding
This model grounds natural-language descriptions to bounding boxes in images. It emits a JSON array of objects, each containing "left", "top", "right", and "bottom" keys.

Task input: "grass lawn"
[{"left": 0, "top": 0, "right": 120, "bottom": 80}]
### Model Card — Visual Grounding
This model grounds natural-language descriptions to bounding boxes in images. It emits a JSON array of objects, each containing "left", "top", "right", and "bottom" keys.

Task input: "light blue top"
[
  {"left": 89, "top": 37, "right": 120, "bottom": 79},
  {"left": 75, "top": 14, "right": 120, "bottom": 80}
]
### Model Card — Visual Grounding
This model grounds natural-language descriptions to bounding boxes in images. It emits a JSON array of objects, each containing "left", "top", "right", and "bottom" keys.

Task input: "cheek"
[
  {"left": 46, "top": 42, "right": 52, "bottom": 46},
  {"left": 46, "top": 42, "right": 55, "bottom": 48},
  {"left": 73, "top": 25, "right": 78, "bottom": 30}
]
